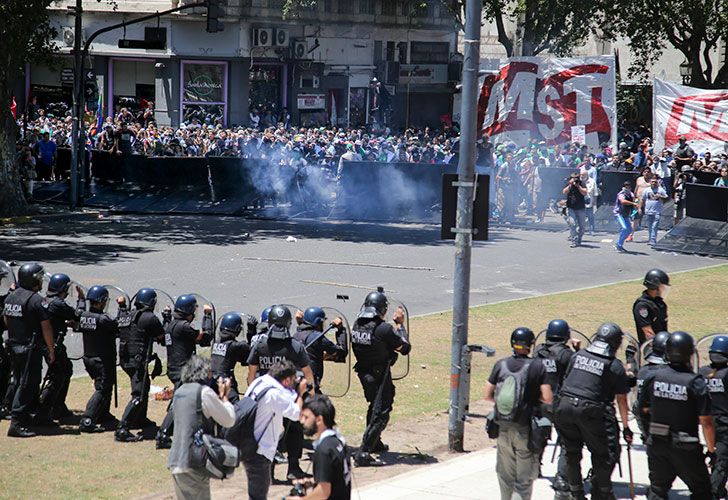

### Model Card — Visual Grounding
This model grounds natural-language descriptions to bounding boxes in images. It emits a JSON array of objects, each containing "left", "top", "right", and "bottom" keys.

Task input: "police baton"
[
  {"left": 113, "top": 366, "right": 118, "bottom": 408},
  {"left": 626, "top": 442, "right": 635, "bottom": 499},
  {"left": 550, "top": 435, "right": 561, "bottom": 464}
]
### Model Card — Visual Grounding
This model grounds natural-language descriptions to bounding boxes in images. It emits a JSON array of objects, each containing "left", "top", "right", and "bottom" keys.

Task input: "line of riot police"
[{"left": 0, "top": 262, "right": 411, "bottom": 477}]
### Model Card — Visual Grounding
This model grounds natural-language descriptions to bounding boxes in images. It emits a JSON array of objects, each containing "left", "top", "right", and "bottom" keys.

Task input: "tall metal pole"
[
  {"left": 448, "top": 0, "right": 481, "bottom": 452},
  {"left": 69, "top": 0, "right": 82, "bottom": 210}
]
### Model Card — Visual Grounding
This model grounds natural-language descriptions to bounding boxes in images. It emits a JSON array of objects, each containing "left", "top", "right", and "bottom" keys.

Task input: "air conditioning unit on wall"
[
  {"left": 293, "top": 40, "right": 307, "bottom": 59},
  {"left": 62, "top": 27, "right": 85, "bottom": 48},
  {"left": 253, "top": 28, "right": 273, "bottom": 47},
  {"left": 274, "top": 28, "right": 289, "bottom": 47}
]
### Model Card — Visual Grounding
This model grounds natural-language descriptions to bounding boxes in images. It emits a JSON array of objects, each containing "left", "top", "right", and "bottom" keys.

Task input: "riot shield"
[
  {"left": 534, "top": 328, "right": 591, "bottom": 348},
  {"left": 387, "top": 297, "right": 410, "bottom": 381},
  {"left": 695, "top": 334, "right": 721, "bottom": 370},
  {"left": 0, "top": 260, "right": 16, "bottom": 296},
  {"left": 314, "top": 306, "right": 352, "bottom": 398},
  {"left": 279, "top": 303, "right": 303, "bottom": 328},
  {"left": 41, "top": 272, "right": 87, "bottom": 304},
  {"left": 99, "top": 285, "right": 132, "bottom": 319},
  {"left": 186, "top": 293, "right": 217, "bottom": 334},
  {"left": 129, "top": 288, "right": 175, "bottom": 323}
]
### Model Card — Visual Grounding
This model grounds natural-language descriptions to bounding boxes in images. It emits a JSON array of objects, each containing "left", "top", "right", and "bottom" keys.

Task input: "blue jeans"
[
  {"left": 568, "top": 208, "right": 585, "bottom": 245},
  {"left": 645, "top": 213, "right": 660, "bottom": 245},
  {"left": 616, "top": 214, "right": 631, "bottom": 249}
]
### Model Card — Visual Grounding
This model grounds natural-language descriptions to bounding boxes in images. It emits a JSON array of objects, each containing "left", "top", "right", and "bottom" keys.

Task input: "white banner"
[
  {"left": 654, "top": 78, "right": 728, "bottom": 154},
  {"left": 477, "top": 56, "right": 617, "bottom": 151}
]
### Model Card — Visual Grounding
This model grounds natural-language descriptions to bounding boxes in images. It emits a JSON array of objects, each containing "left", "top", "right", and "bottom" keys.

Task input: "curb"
[{"left": 0, "top": 210, "right": 100, "bottom": 226}]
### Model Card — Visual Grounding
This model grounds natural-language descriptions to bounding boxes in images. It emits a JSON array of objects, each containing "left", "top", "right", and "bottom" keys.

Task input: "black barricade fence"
[
  {"left": 686, "top": 183, "right": 728, "bottom": 222},
  {"left": 693, "top": 171, "right": 720, "bottom": 186},
  {"left": 56, "top": 148, "right": 72, "bottom": 178}
]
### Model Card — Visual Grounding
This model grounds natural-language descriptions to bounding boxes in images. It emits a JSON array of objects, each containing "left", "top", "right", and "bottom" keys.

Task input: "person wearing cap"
[
  {"left": 336, "top": 142, "right": 361, "bottom": 180},
  {"left": 674, "top": 136, "right": 695, "bottom": 170}
]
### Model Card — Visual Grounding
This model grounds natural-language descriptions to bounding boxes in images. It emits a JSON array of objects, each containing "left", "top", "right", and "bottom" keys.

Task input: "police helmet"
[
  {"left": 47, "top": 273, "right": 72, "bottom": 297},
  {"left": 219, "top": 312, "right": 243, "bottom": 341},
  {"left": 174, "top": 294, "right": 198, "bottom": 316},
  {"left": 268, "top": 305, "right": 292, "bottom": 339},
  {"left": 303, "top": 307, "right": 326, "bottom": 328},
  {"left": 87, "top": 285, "right": 109, "bottom": 304},
  {"left": 260, "top": 306, "right": 272, "bottom": 323},
  {"left": 665, "top": 331, "right": 695, "bottom": 365},
  {"left": 587, "top": 322, "right": 624, "bottom": 357},
  {"left": 645, "top": 331, "right": 670, "bottom": 364},
  {"left": 545, "top": 319, "right": 570, "bottom": 342},
  {"left": 360, "top": 291, "right": 388, "bottom": 319},
  {"left": 709, "top": 335, "right": 728, "bottom": 364},
  {"left": 134, "top": 288, "right": 157, "bottom": 310},
  {"left": 510, "top": 327, "right": 535, "bottom": 348},
  {"left": 643, "top": 269, "right": 670, "bottom": 290},
  {"left": 17, "top": 263, "right": 45, "bottom": 290}
]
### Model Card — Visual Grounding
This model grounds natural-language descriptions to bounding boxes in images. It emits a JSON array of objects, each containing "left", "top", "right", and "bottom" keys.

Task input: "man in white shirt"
[{"left": 242, "top": 360, "right": 309, "bottom": 500}]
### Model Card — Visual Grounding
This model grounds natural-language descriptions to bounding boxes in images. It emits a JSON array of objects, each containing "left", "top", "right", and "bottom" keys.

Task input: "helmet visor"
[{"left": 659, "top": 284, "right": 671, "bottom": 300}]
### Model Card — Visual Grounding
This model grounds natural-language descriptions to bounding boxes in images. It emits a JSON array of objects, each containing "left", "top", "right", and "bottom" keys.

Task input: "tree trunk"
[
  {"left": 491, "top": 2, "right": 514, "bottom": 57},
  {"left": 0, "top": 86, "right": 28, "bottom": 216}
]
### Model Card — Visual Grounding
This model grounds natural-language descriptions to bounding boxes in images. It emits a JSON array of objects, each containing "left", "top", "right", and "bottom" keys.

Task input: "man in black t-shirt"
[
  {"left": 632, "top": 269, "right": 670, "bottom": 344},
  {"left": 291, "top": 395, "right": 351, "bottom": 500},
  {"left": 674, "top": 136, "right": 695, "bottom": 169},
  {"left": 485, "top": 327, "right": 551, "bottom": 500},
  {"left": 113, "top": 122, "right": 136, "bottom": 156},
  {"left": 562, "top": 172, "right": 588, "bottom": 247}
]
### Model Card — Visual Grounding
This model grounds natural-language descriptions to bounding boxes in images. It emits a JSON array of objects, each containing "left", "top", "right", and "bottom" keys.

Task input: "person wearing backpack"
[
  {"left": 240, "top": 359, "right": 309, "bottom": 500},
  {"left": 166, "top": 355, "right": 236, "bottom": 500},
  {"left": 555, "top": 323, "right": 633, "bottom": 500},
  {"left": 484, "top": 327, "right": 552, "bottom": 500},
  {"left": 532, "top": 319, "right": 578, "bottom": 499}
]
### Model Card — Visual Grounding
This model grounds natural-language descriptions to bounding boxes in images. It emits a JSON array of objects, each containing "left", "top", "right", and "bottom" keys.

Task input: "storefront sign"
[
  {"left": 183, "top": 63, "right": 225, "bottom": 103},
  {"left": 61, "top": 68, "right": 74, "bottom": 84},
  {"left": 398, "top": 65, "right": 448, "bottom": 85},
  {"left": 297, "top": 94, "right": 326, "bottom": 109}
]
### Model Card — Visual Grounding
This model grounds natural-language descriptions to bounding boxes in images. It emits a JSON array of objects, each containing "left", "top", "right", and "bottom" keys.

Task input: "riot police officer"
[
  {"left": 698, "top": 335, "right": 728, "bottom": 498},
  {"left": 115, "top": 288, "right": 167, "bottom": 442},
  {"left": 634, "top": 331, "right": 670, "bottom": 440},
  {"left": 533, "top": 319, "right": 576, "bottom": 498},
  {"left": 36, "top": 273, "right": 85, "bottom": 423},
  {"left": 78, "top": 285, "right": 120, "bottom": 433},
  {"left": 555, "top": 322, "right": 633, "bottom": 500},
  {"left": 210, "top": 312, "right": 251, "bottom": 404},
  {"left": 156, "top": 294, "right": 213, "bottom": 449},
  {"left": 633, "top": 268, "right": 670, "bottom": 344},
  {"left": 293, "top": 306, "right": 348, "bottom": 392},
  {"left": 351, "top": 290, "right": 411, "bottom": 467},
  {"left": 3, "top": 263, "right": 55, "bottom": 438},
  {"left": 639, "top": 331, "right": 714, "bottom": 499},
  {"left": 248, "top": 306, "right": 271, "bottom": 346},
  {"left": 247, "top": 305, "right": 314, "bottom": 480}
]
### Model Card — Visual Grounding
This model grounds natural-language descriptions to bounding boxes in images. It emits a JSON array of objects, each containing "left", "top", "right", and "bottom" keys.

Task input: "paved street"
[{"left": 0, "top": 212, "right": 722, "bottom": 368}]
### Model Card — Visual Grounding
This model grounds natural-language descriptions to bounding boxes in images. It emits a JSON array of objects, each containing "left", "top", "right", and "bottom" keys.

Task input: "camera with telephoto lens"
[
  {"left": 296, "top": 373, "right": 314, "bottom": 394},
  {"left": 285, "top": 484, "right": 307, "bottom": 498}
]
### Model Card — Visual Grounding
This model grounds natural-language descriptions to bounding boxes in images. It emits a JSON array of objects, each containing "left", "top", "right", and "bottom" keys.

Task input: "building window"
[
  {"left": 410, "top": 41, "right": 449, "bottom": 64},
  {"left": 359, "top": 0, "right": 374, "bottom": 14},
  {"left": 381, "top": 0, "right": 396, "bottom": 15},
  {"left": 386, "top": 41, "right": 396, "bottom": 62},
  {"left": 180, "top": 61, "right": 228, "bottom": 125}
]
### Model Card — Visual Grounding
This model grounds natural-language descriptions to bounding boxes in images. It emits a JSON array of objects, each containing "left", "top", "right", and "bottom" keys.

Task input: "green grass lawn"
[{"left": 1, "top": 264, "right": 726, "bottom": 498}]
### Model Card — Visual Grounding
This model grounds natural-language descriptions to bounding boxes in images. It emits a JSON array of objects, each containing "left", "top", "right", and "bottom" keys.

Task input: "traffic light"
[{"left": 206, "top": 0, "right": 224, "bottom": 33}]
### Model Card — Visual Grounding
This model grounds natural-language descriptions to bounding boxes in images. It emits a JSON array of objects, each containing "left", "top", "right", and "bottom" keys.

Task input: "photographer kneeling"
[
  {"left": 288, "top": 395, "right": 351, "bottom": 500},
  {"left": 562, "top": 172, "right": 588, "bottom": 248},
  {"left": 166, "top": 355, "right": 236, "bottom": 500}
]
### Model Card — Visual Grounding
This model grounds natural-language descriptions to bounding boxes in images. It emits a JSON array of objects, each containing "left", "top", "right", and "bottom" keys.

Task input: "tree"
[
  {"left": 608, "top": 0, "right": 728, "bottom": 88},
  {"left": 0, "top": 0, "right": 57, "bottom": 216},
  {"left": 481, "top": 0, "right": 607, "bottom": 57}
]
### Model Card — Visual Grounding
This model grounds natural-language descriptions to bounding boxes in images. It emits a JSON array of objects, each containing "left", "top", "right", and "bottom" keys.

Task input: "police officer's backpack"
[
  {"left": 224, "top": 382, "right": 275, "bottom": 461},
  {"left": 494, "top": 360, "right": 532, "bottom": 422}
]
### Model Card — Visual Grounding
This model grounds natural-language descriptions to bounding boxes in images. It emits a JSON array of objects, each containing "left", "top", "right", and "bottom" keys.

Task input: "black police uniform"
[
  {"left": 634, "top": 362, "right": 668, "bottom": 440},
  {"left": 79, "top": 307, "right": 119, "bottom": 427},
  {"left": 3, "top": 287, "right": 49, "bottom": 427},
  {"left": 158, "top": 313, "right": 211, "bottom": 439},
  {"left": 248, "top": 335, "right": 311, "bottom": 474},
  {"left": 699, "top": 363, "right": 728, "bottom": 498},
  {"left": 37, "top": 295, "right": 83, "bottom": 419},
  {"left": 533, "top": 341, "right": 575, "bottom": 495},
  {"left": 117, "top": 309, "right": 165, "bottom": 430},
  {"left": 293, "top": 323, "right": 347, "bottom": 392},
  {"left": 555, "top": 349, "right": 630, "bottom": 499},
  {"left": 0, "top": 293, "right": 12, "bottom": 415},
  {"left": 312, "top": 431, "right": 352, "bottom": 500},
  {"left": 351, "top": 317, "right": 407, "bottom": 453},
  {"left": 210, "top": 337, "right": 251, "bottom": 403},
  {"left": 639, "top": 365, "right": 712, "bottom": 499},
  {"left": 632, "top": 291, "right": 668, "bottom": 344}
]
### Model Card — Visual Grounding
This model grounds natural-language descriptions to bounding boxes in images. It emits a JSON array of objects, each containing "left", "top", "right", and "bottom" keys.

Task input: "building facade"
[{"left": 27, "top": 0, "right": 460, "bottom": 129}]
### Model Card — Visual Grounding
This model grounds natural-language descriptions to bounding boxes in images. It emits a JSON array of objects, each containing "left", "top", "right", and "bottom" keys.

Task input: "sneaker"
[
  {"left": 615, "top": 245, "right": 625, "bottom": 253},
  {"left": 625, "top": 234, "right": 633, "bottom": 242},
  {"left": 115, "top": 427, "right": 142, "bottom": 443},
  {"left": 286, "top": 466, "right": 312, "bottom": 481},
  {"left": 570, "top": 242, "right": 578, "bottom": 248},
  {"left": 7, "top": 423, "right": 36, "bottom": 438},
  {"left": 273, "top": 450, "right": 288, "bottom": 464},
  {"left": 354, "top": 451, "right": 384, "bottom": 467}
]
